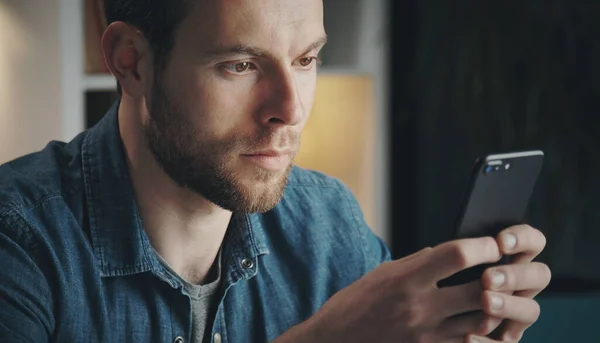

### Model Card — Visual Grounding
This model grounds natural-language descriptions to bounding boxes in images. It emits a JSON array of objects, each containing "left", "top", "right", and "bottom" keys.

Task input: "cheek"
[
  {"left": 196, "top": 82, "right": 257, "bottom": 134},
  {"left": 298, "top": 74, "right": 318, "bottom": 126},
  {"left": 169, "top": 73, "right": 256, "bottom": 136}
]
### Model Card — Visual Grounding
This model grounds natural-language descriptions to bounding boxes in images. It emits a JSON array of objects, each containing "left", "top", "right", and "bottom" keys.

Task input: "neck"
[{"left": 118, "top": 96, "right": 231, "bottom": 284}]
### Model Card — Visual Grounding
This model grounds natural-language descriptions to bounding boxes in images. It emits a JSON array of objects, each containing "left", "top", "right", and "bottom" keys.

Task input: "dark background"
[{"left": 390, "top": 0, "right": 600, "bottom": 292}]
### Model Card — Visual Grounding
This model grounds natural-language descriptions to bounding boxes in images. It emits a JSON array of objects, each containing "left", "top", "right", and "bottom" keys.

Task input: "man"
[{"left": 0, "top": 0, "right": 550, "bottom": 342}]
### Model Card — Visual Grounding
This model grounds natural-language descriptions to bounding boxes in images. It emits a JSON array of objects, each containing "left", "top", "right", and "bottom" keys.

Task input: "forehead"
[{"left": 177, "top": 0, "right": 325, "bottom": 55}]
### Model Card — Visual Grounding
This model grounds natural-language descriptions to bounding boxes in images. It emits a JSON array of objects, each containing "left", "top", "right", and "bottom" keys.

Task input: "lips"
[{"left": 241, "top": 149, "right": 293, "bottom": 171}]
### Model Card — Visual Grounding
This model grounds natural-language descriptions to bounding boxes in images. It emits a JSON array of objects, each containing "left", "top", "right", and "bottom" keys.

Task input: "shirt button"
[
  {"left": 173, "top": 336, "right": 184, "bottom": 343},
  {"left": 214, "top": 332, "right": 222, "bottom": 343},
  {"left": 241, "top": 258, "right": 254, "bottom": 269}
]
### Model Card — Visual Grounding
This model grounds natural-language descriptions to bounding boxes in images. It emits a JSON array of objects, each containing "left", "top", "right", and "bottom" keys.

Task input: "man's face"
[{"left": 143, "top": 0, "right": 325, "bottom": 213}]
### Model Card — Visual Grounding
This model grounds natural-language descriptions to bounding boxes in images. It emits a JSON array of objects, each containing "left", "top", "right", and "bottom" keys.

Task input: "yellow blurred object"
[
  {"left": 295, "top": 75, "right": 375, "bottom": 229},
  {"left": 84, "top": 0, "right": 109, "bottom": 74}
]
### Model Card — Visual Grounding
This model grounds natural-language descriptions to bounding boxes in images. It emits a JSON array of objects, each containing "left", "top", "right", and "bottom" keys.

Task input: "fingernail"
[
  {"left": 469, "top": 337, "right": 483, "bottom": 343},
  {"left": 491, "top": 295, "right": 504, "bottom": 310},
  {"left": 503, "top": 233, "right": 517, "bottom": 250},
  {"left": 490, "top": 271, "right": 506, "bottom": 289}
]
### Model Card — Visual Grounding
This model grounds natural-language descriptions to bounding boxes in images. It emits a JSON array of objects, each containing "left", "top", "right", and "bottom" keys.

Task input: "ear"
[{"left": 101, "top": 22, "right": 153, "bottom": 99}]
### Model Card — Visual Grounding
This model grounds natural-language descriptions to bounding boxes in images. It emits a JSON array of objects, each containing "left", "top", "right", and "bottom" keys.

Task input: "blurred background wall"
[{"left": 0, "top": 0, "right": 63, "bottom": 161}]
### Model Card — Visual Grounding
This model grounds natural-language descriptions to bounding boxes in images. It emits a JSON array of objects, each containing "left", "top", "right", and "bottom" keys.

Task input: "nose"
[{"left": 257, "top": 69, "right": 305, "bottom": 127}]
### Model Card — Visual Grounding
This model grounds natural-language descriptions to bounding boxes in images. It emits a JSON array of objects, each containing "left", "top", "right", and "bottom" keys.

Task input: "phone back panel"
[
  {"left": 455, "top": 151, "right": 544, "bottom": 239},
  {"left": 439, "top": 151, "right": 544, "bottom": 287}
]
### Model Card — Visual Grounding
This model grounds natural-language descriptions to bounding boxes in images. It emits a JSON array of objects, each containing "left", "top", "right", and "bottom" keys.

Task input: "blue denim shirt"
[{"left": 0, "top": 102, "right": 390, "bottom": 343}]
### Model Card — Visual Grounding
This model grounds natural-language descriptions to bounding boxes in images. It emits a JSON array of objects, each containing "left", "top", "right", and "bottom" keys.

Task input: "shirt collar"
[{"left": 81, "top": 100, "right": 269, "bottom": 278}]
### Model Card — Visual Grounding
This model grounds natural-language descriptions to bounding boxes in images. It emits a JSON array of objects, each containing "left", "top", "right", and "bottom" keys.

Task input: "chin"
[
  {"left": 229, "top": 166, "right": 291, "bottom": 212},
  {"left": 237, "top": 158, "right": 291, "bottom": 180},
  {"left": 238, "top": 169, "right": 287, "bottom": 194}
]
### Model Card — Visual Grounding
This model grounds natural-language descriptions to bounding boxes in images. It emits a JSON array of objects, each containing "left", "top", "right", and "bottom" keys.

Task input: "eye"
[
  {"left": 222, "top": 61, "right": 257, "bottom": 74},
  {"left": 298, "top": 57, "right": 321, "bottom": 68},
  {"left": 234, "top": 62, "right": 252, "bottom": 73}
]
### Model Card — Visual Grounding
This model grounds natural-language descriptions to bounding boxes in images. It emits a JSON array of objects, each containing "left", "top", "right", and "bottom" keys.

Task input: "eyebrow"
[{"left": 202, "top": 36, "right": 328, "bottom": 60}]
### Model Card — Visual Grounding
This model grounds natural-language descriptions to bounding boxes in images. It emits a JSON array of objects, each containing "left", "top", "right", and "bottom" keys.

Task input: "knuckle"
[
  {"left": 481, "top": 290, "right": 505, "bottom": 314},
  {"left": 502, "top": 330, "right": 524, "bottom": 342},
  {"left": 480, "top": 290, "right": 493, "bottom": 310},
  {"left": 481, "top": 236, "right": 502, "bottom": 259},
  {"left": 404, "top": 304, "right": 424, "bottom": 328},
  {"left": 503, "top": 268, "right": 516, "bottom": 289},
  {"left": 450, "top": 242, "right": 471, "bottom": 269},
  {"left": 450, "top": 237, "right": 499, "bottom": 269},
  {"left": 478, "top": 315, "right": 501, "bottom": 336},
  {"left": 414, "top": 247, "right": 434, "bottom": 260},
  {"left": 451, "top": 244, "right": 470, "bottom": 269},
  {"left": 483, "top": 267, "right": 508, "bottom": 289},
  {"left": 399, "top": 296, "right": 431, "bottom": 331},
  {"left": 378, "top": 260, "right": 396, "bottom": 273},
  {"left": 403, "top": 311, "right": 424, "bottom": 331}
]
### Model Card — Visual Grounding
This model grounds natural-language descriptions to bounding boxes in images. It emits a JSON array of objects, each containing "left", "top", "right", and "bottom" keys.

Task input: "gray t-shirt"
[{"left": 157, "top": 250, "right": 222, "bottom": 343}]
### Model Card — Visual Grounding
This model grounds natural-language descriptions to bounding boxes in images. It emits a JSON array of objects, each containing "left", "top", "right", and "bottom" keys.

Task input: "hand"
[
  {"left": 467, "top": 225, "right": 551, "bottom": 343},
  {"left": 275, "top": 235, "right": 508, "bottom": 343}
]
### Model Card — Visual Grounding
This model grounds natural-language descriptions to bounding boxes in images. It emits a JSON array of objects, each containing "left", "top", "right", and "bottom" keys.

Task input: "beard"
[{"left": 142, "top": 79, "right": 298, "bottom": 213}]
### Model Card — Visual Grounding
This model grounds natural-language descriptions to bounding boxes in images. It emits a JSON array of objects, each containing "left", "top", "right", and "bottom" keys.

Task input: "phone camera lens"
[
  {"left": 505, "top": 163, "right": 511, "bottom": 170},
  {"left": 485, "top": 165, "right": 494, "bottom": 173}
]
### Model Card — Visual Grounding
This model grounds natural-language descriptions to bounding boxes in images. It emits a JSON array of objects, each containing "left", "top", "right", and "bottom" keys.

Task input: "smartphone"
[{"left": 438, "top": 150, "right": 544, "bottom": 287}]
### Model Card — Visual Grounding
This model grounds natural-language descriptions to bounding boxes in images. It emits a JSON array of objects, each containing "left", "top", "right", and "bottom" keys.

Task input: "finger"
[
  {"left": 514, "top": 287, "right": 543, "bottom": 299},
  {"left": 402, "top": 246, "right": 433, "bottom": 263},
  {"left": 434, "top": 280, "right": 483, "bottom": 318},
  {"left": 437, "top": 311, "right": 503, "bottom": 338},
  {"left": 424, "top": 237, "right": 502, "bottom": 283},
  {"left": 482, "top": 262, "right": 552, "bottom": 293},
  {"left": 496, "top": 225, "right": 546, "bottom": 263},
  {"left": 386, "top": 247, "right": 437, "bottom": 283},
  {"left": 387, "top": 246, "right": 433, "bottom": 272},
  {"left": 466, "top": 334, "right": 516, "bottom": 343},
  {"left": 492, "top": 313, "right": 534, "bottom": 342},
  {"left": 482, "top": 263, "right": 549, "bottom": 342},
  {"left": 481, "top": 291, "right": 541, "bottom": 325}
]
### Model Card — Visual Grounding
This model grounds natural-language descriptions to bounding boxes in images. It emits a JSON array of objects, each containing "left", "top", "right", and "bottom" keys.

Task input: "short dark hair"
[{"left": 103, "top": 0, "right": 192, "bottom": 94}]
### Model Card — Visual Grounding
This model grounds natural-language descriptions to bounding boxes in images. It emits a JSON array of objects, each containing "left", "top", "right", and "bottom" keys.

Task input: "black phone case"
[{"left": 438, "top": 151, "right": 544, "bottom": 287}]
